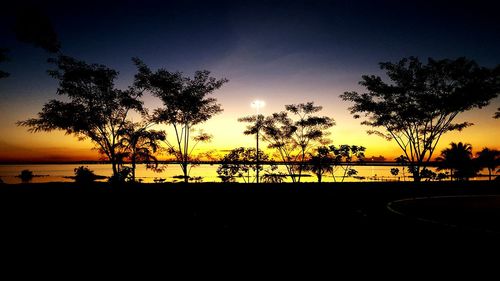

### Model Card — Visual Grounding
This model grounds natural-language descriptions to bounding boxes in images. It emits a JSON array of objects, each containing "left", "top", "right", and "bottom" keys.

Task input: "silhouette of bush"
[
  {"left": 18, "top": 169, "right": 34, "bottom": 182},
  {"left": 108, "top": 167, "right": 132, "bottom": 184},
  {"left": 74, "top": 166, "right": 97, "bottom": 184}
]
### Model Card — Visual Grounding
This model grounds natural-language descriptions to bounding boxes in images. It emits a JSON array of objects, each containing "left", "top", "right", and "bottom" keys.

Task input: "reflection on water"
[{"left": 0, "top": 164, "right": 491, "bottom": 184}]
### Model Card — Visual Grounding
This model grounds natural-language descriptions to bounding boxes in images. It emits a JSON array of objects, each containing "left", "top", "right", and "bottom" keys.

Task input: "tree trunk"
[
  {"left": 132, "top": 157, "right": 136, "bottom": 182},
  {"left": 256, "top": 131, "right": 259, "bottom": 184},
  {"left": 182, "top": 162, "right": 189, "bottom": 183}
]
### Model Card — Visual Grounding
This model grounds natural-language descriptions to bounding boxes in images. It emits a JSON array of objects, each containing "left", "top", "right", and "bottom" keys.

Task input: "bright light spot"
[{"left": 251, "top": 100, "right": 266, "bottom": 111}]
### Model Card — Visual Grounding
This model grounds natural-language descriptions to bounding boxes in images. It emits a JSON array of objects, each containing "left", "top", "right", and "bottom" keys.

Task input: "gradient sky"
[{"left": 1, "top": 0, "right": 499, "bottom": 162}]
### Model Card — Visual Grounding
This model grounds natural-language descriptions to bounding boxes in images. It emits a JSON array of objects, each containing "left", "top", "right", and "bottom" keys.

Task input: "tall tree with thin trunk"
[
  {"left": 262, "top": 102, "right": 335, "bottom": 182},
  {"left": 341, "top": 57, "right": 500, "bottom": 182},
  {"left": 133, "top": 58, "right": 227, "bottom": 182},
  {"left": 18, "top": 55, "right": 144, "bottom": 179},
  {"left": 238, "top": 114, "right": 265, "bottom": 183}
]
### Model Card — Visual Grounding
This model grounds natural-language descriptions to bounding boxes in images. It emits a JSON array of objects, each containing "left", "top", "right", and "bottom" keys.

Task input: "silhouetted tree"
[
  {"left": 437, "top": 142, "right": 476, "bottom": 181},
  {"left": 390, "top": 168, "right": 399, "bottom": 180},
  {"left": 330, "top": 145, "right": 365, "bottom": 182},
  {"left": 117, "top": 120, "right": 166, "bottom": 182},
  {"left": 238, "top": 114, "right": 266, "bottom": 183},
  {"left": 306, "top": 146, "right": 334, "bottom": 183},
  {"left": 495, "top": 108, "right": 500, "bottom": 119},
  {"left": 74, "top": 166, "right": 97, "bottom": 184},
  {"left": 18, "top": 169, "right": 34, "bottom": 183},
  {"left": 262, "top": 102, "right": 334, "bottom": 182},
  {"left": 14, "top": 7, "right": 60, "bottom": 53},
  {"left": 342, "top": 57, "right": 500, "bottom": 182},
  {"left": 0, "top": 48, "right": 9, "bottom": 79},
  {"left": 476, "top": 148, "right": 499, "bottom": 181},
  {"left": 133, "top": 58, "right": 227, "bottom": 182},
  {"left": 420, "top": 168, "right": 437, "bottom": 181},
  {"left": 18, "top": 55, "right": 144, "bottom": 179},
  {"left": 395, "top": 155, "right": 408, "bottom": 181},
  {"left": 217, "top": 147, "right": 274, "bottom": 183}
]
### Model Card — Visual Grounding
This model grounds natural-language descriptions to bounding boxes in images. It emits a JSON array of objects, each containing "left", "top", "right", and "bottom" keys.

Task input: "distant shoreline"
[{"left": 0, "top": 161, "right": 441, "bottom": 167}]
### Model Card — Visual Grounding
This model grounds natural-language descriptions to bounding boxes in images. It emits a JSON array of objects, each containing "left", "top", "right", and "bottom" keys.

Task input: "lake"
[{"left": 0, "top": 163, "right": 489, "bottom": 184}]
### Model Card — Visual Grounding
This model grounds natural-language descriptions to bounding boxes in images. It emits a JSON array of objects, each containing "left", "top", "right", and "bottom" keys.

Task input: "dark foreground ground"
[{"left": 1, "top": 181, "right": 500, "bottom": 272}]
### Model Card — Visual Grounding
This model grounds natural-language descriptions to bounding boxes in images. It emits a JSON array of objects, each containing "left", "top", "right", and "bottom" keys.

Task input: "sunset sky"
[{"left": 1, "top": 0, "right": 499, "bottom": 162}]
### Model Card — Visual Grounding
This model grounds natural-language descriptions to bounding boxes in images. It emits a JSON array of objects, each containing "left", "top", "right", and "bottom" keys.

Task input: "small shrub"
[
  {"left": 74, "top": 166, "right": 97, "bottom": 184},
  {"left": 19, "top": 169, "right": 34, "bottom": 182}
]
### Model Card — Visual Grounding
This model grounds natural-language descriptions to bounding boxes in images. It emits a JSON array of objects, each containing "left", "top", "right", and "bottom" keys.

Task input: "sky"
[{"left": 0, "top": 0, "right": 499, "bottom": 162}]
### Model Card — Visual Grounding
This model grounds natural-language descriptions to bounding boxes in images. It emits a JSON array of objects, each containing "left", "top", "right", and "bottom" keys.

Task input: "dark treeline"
[{"left": 3, "top": 7, "right": 500, "bottom": 184}]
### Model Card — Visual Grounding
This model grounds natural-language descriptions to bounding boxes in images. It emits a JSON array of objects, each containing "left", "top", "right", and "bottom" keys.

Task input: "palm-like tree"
[
  {"left": 238, "top": 114, "right": 266, "bottom": 183},
  {"left": 118, "top": 122, "right": 166, "bottom": 182},
  {"left": 437, "top": 142, "right": 475, "bottom": 181},
  {"left": 476, "top": 148, "right": 500, "bottom": 181}
]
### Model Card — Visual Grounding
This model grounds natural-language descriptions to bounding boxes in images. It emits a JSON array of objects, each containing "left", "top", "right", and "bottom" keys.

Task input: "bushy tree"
[
  {"left": 342, "top": 57, "right": 500, "bottom": 182},
  {"left": 390, "top": 168, "right": 399, "bottom": 180},
  {"left": 133, "top": 58, "right": 227, "bottom": 182},
  {"left": 329, "top": 145, "right": 365, "bottom": 182},
  {"left": 262, "top": 102, "right": 334, "bottom": 182},
  {"left": 217, "top": 147, "right": 275, "bottom": 183},
  {"left": 74, "top": 166, "right": 97, "bottom": 184},
  {"left": 306, "top": 147, "right": 334, "bottom": 183},
  {"left": 18, "top": 169, "right": 34, "bottom": 183},
  {"left": 476, "top": 148, "right": 499, "bottom": 181},
  {"left": 18, "top": 56, "right": 144, "bottom": 178},
  {"left": 14, "top": 6, "right": 61, "bottom": 53},
  {"left": 437, "top": 142, "right": 477, "bottom": 181}
]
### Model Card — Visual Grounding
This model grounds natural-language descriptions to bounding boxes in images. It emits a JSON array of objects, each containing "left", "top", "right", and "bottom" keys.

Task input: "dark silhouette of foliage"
[
  {"left": 238, "top": 114, "right": 266, "bottom": 183},
  {"left": 420, "top": 168, "right": 437, "bottom": 181},
  {"left": 476, "top": 148, "right": 500, "bottom": 181},
  {"left": 0, "top": 48, "right": 9, "bottom": 79},
  {"left": 18, "top": 169, "right": 34, "bottom": 183},
  {"left": 495, "top": 108, "right": 500, "bottom": 119},
  {"left": 217, "top": 147, "right": 275, "bottom": 183},
  {"left": 18, "top": 55, "right": 144, "bottom": 179},
  {"left": 437, "top": 142, "right": 477, "bottom": 181},
  {"left": 330, "top": 145, "right": 365, "bottom": 182},
  {"left": 342, "top": 57, "right": 500, "bottom": 182},
  {"left": 74, "top": 166, "right": 98, "bottom": 184},
  {"left": 306, "top": 146, "right": 334, "bottom": 183},
  {"left": 14, "top": 7, "right": 60, "bottom": 53},
  {"left": 262, "top": 102, "right": 335, "bottom": 182},
  {"left": 390, "top": 168, "right": 399, "bottom": 179},
  {"left": 133, "top": 58, "right": 227, "bottom": 182},
  {"left": 395, "top": 155, "right": 408, "bottom": 181},
  {"left": 117, "top": 120, "right": 166, "bottom": 182}
]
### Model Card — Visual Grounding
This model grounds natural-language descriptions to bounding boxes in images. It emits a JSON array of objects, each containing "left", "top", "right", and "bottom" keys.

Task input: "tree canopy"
[
  {"left": 18, "top": 55, "right": 144, "bottom": 177},
  {"left": 261, "top": 102, "right": 335, "bottom": 182},
  {"left": 133, "top": 58, "right": 227, "bottom": 182},
  {"left": 341, "top": 57, "right": 500, "bottom": 181},
  {"left": 14, "top": 7, "right": 61, "bottom": 53}
]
